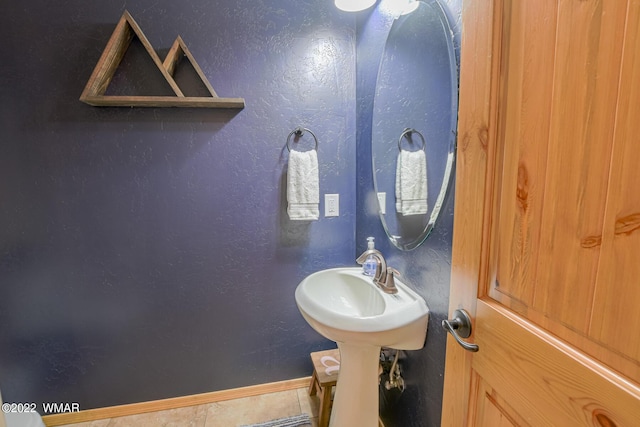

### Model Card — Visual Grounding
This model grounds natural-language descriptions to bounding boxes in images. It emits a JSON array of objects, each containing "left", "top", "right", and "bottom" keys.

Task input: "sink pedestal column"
[{"left": 330, "top": 342, "right": 380, "bottom": 427}]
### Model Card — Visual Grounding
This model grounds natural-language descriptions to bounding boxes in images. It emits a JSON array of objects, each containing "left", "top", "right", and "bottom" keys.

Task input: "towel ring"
[
  {"left": 398, "top": 128, "right": 426, "bottom": 152},
  {"left": 287, "top": 127, "right": 318, "bottom": 152}
]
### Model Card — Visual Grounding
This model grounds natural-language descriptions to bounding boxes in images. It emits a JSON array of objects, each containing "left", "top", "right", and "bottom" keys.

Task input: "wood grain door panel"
[{"left": 442, "top": 0, "right": 640, "bottom": 425}]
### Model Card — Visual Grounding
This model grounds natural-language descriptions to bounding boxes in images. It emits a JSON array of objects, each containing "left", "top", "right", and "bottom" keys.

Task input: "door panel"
[
  {"left": 489, "top": 0, "right": 639, "bottom": 379},
  {"left": 472, "top": 376, "right": 525, "bottom": 427},
  {"left": 590, "top": 0, "right": 640, "bottom": 366},
  {"left": 474, "top": 301, "right": 640, "bottom": 426},
  {"left": 442, "top": 0, "right": 640, "bottom": 425},
  {"left": 529, "top": 0, "right": 626, "bottom": 334}
]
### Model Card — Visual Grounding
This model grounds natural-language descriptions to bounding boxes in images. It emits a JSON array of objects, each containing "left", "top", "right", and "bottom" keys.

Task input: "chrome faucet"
[{"left": 355, "top": 249, "right": 399, "bottom": 294}]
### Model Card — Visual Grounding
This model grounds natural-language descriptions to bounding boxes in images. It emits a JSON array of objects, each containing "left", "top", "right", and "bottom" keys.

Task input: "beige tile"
[
  {"left": 106, "top": 405, "right": 207, "bottom": 427},
  {"left": 55, "top": 388, "right": 318, "bottom": 427},
  {"left": 202, "top": 390, "right": 301, "bottom": 427},
  {"left": 295, "top": 387, "right": 319, "bottom": 419},
  {"left": 57, "top": 420, "right": 111, "bottom": 427}
]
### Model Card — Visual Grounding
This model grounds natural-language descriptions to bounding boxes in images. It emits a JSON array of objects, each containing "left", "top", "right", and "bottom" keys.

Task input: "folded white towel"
[
  {"left": 287, "top": 150, "right": 319, "bottom": 221},
  {"left": 395, "top": 149, "right": 428, "bottom": 215}
]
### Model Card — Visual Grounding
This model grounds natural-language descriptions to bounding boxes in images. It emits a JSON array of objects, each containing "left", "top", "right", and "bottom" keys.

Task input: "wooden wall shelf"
[{"left": 80, "top": 11, "right": 245, "bottom": 108}]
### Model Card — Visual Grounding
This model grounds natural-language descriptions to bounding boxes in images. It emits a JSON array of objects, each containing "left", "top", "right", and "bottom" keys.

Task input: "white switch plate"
[
  {"left": 377, "top": 192, "right": 386, "bottom": 214},
  {"left": 325, "top": 194, "right": 339, "bottom": 217}
]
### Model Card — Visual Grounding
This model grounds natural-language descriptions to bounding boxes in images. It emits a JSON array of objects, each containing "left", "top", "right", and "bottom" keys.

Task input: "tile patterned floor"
[{"left": 56, "top": 387, "right": 320, "bottom": 427}]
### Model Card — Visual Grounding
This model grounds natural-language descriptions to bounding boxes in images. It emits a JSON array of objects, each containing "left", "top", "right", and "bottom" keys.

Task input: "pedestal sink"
[{"left": 295, "top": 267, "right": 429, "bottom": 427}]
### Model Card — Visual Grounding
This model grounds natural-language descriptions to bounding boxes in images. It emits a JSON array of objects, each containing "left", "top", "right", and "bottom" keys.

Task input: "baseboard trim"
[{"left": 42, "top": 377, "right": 311, "bottom": 426}]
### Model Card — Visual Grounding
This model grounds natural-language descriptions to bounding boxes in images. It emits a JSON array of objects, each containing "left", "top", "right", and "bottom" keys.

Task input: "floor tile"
[
  {"left": 52, "top": 387, "right": 318, "bottom": 427},
  {"left": 203, "top": 389, "right": 302, "bottom": 427},
  {"left": 296, "top": 387, "right": 320, "bottom": 420},
  {"left": 106, "top": 405, "right": 207, "bottom": 427},
  {"left": 56, "top": 420, "right": 111, "bottom": 427}
]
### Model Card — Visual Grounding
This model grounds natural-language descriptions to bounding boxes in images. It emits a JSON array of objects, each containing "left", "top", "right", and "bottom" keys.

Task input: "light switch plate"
[
  {"left": 377, "top": 192, "right": 386, "bottom": 214},
  {"left": 325, "top": 194, "right": 339, "bottom": 217}
]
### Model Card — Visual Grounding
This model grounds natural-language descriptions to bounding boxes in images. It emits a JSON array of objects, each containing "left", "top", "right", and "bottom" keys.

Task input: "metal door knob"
[{"left": 442, "top": 309, "right": 479, "bottom": 352}]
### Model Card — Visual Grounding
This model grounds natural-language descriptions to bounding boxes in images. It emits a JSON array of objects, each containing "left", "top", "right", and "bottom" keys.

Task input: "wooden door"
[{"left": 442, "top": 0, "right": 640, "bottom": 425}]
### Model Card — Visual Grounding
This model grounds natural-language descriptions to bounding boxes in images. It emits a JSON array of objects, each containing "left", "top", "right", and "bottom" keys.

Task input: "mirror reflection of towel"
[
  {"left": 395, "top": 149, "right": 428, "bottom": 215},
  {"left": 287, "top": 150, "right": 319, "bottom": 221}
]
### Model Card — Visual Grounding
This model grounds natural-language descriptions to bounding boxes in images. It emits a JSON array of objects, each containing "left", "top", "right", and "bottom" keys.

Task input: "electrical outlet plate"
[{"left": 325, "top": 194, "right": 339, "bottom": 217}]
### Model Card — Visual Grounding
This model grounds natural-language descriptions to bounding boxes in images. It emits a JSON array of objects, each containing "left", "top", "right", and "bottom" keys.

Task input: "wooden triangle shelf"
[{"left": 80, "top": 11, "right": 245, "bottom": 108}]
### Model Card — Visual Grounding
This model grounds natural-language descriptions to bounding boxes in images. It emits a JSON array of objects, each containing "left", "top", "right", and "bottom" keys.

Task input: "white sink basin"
[
  {"left": 295, "top": 267, "right": 429, "bottom": 349},
  {"left": 295, "top": 267, "right": 429, "bottom": 427}
]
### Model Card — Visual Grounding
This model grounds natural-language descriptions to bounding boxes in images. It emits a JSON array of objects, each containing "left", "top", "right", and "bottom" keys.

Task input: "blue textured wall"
[
  {"left": 0, "top": 0, "right": 462, "bottom": 424},
  {"left": 356, "top": 1, "right": 461, "bottom": 426},
  {"left": 0, "top": 0, "right": 354, "bottom": 410}
]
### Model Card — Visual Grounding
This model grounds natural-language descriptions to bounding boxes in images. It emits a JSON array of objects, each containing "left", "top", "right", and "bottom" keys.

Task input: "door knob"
[{"left": 442, "top": 309, "right": 479, "bottom": 352}]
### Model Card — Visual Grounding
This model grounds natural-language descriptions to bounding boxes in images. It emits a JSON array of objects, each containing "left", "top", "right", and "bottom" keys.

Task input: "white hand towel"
[
  {"left": 395, "top": 149, "right": 428, "bottom": 215},
  {"left": 287, "top": 150, "right": 319, "bottom": 221}
]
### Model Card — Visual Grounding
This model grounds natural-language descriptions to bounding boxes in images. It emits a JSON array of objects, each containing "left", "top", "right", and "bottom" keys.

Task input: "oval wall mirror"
[{"left": 372, "top": 0, "right": 458, "bottom": 251}]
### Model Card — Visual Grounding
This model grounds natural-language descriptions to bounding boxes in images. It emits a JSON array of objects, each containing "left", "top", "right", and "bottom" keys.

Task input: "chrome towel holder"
[
  {"left": 398, "top": 128, "right": 426, "bottom": 152},
  {"left": 287, "top": 127, "right": 319, "bottom": 152}
]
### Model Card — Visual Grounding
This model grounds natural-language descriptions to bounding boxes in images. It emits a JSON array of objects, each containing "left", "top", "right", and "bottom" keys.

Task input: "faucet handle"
[{"left": 381, "top": 267, "right": 400, "bottom": 294}]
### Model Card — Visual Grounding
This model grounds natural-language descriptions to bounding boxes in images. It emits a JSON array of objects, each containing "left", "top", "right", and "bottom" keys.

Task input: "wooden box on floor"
[{"left": 308, "top": 349, "right": 340, "bottom": 427}]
